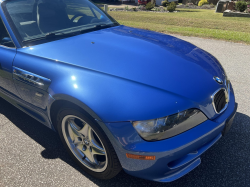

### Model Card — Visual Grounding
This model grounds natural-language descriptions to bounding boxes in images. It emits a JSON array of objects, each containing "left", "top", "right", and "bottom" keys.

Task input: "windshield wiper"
[
  {"left": 95, "top": 24, "right": 113, "bottom": 28},
  {"left": 22, "top": 32, "right": 78, "bottom": 43},
  {"left": 80, "top": 24, "right": 117, "bottom": 34},
  {"left": 45, "top": 32, "right": 78, "bottom": 39}
]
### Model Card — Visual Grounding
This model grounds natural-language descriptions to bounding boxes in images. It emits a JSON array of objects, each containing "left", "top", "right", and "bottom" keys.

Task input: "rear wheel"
[{"left": 56, "top": 107, "right": 122, "bottom": 179}]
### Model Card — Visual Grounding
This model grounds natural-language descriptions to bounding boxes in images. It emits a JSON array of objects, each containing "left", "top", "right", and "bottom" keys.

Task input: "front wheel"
[{"left": 56, "top": 107, "right": 122, "bottom": 179}]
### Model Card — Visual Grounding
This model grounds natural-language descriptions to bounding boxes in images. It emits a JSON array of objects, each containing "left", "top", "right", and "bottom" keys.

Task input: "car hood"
[{"left": 19, "top": 25, "right": 225, "bottom": 105}]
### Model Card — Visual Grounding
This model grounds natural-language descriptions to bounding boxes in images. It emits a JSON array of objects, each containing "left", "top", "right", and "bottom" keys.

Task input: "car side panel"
[
  {"left": 12, "top": 67, "right": 51, "bottom": 110},
  {"left": 0, "top": 46, "right": 21, "bottom": 97},
  {"left": 0, "top": 85, "right": 54, "bottom": 128}
]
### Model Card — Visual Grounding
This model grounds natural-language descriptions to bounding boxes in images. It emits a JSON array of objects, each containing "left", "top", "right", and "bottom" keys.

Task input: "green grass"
[{"left": 109, "top": 9, "right": 250, "bottom": 44}]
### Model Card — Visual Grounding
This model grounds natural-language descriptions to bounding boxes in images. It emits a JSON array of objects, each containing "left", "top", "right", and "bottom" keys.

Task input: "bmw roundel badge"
[{"left": 213, "top": 76, "right": 223, "bottom": 85}]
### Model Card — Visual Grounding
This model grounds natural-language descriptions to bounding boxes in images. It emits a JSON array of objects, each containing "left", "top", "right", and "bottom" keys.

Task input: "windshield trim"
[{"left": 1, "top": 0, "right": 120, "bottom": 48}]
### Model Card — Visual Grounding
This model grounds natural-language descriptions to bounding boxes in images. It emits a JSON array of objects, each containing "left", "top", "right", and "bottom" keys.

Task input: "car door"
[{"left": 0, "top": 17, "right": 21, "bottom": 98}]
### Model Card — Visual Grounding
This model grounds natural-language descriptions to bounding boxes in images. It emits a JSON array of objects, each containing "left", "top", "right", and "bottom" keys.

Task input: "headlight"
[{"left": 132, "top": 109, "right": 207, "bottom": 141}]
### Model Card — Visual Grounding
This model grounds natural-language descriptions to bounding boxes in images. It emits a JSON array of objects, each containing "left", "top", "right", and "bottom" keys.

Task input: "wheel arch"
[{"left": 49, "top": 94, "right": 104, "bottom": 132}]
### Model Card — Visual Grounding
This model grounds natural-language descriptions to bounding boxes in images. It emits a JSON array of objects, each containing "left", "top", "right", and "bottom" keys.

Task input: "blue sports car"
[{"left": 0, "top": 0, "right": 237, "bottom": 182}]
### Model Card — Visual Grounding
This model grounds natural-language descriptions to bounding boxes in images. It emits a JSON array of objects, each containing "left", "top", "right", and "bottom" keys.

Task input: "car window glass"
[
  {"left": 0, "top": 18, "right": 15, "bottom": 48},
  {"left": 93, "top": 9, "right": 102, "bottom": 19},
  {"left": 65, "top": 0, "right": 95, "bottom": 18},
  {"left": 4, "top": 0, "right": 117, "bottom": 43}
]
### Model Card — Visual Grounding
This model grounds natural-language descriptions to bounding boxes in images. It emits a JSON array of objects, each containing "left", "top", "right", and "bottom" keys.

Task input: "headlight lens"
[{"left": 132, "top": 109, "right": 207, "bottom": 141}]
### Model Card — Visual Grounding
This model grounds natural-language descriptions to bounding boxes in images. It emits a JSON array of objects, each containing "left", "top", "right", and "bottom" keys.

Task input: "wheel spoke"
[
  {"left": 89, "top": 129, "right": 105, "bottom": 155},
  {"left": 88, "top": 128, "right": 95, "bottom": 143},
  {"left": 73, "top": 145, "right": 85, "bottom": 158},
  {"left": 73, "top": 138, "right": 82, "bottom": 146},
  {"left": 91, "top": 144, "right": 105, "bottom": 155},
  {"left": 68, "top": 119, "right": 81, "bottom": 137},
  {"left": 75, "top": 143, "right": 84, "bottom": 152},
  {"left": 78, "top": 123, "right": 89, "bottom": 137},
  {"left": 83, "top": 147, "right": 97, "bottom": 164},
  {"left": 68, "top": 123, "right": 79, "bottom": 142}
]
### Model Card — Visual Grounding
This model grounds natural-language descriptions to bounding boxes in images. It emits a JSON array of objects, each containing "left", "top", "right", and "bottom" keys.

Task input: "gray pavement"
[{"left": 0, "top": 36, "right": 250, "bottom": 187}]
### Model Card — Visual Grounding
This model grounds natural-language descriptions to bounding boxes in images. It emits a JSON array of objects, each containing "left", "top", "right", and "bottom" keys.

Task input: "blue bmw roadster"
[{"left": 0, "top": 0, "right": 237, "bottom": 182}]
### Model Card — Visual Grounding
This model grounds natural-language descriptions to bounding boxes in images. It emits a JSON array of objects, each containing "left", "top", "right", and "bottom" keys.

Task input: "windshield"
[{"left": 2, "top": 0, "right": 118, "bottom": 46}]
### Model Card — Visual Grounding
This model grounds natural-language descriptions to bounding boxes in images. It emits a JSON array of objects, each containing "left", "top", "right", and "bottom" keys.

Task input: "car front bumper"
[{"left": 104, "top": 86, "right": 237, "bottom": 182}]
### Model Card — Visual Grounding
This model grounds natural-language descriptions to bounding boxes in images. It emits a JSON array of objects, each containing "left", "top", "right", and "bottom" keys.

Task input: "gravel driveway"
[{"left": 0, "top": 36, "right": 249, "bottom": 187}]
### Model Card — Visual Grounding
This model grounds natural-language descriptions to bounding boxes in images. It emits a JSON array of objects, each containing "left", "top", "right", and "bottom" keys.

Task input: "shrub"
[
  {"left": 145, "top": 2, "right": 155, "bottom": 10},
  {"left": 125, "top": 6, "right": 129, "bottom": 11},
  {"left": 138, "top": 5, "right": 145, "bottom": 10},
  {"left": 167, "top": 2, "right": 176, "bottom": 12},
  {"left": 235, "top": 1, "right": 247, "bottom": 12},
  {"left": 198, "top": 0, "right": 209, "bottom": 6},
  {"left": 159, "top": 7, "right": 165, "bottom": 11},
  {"left": 155, "top": 7, "right": 161, "bottom": 11},
  {"left": 161, "top": 0, "right": 169, "bottom": 7},
  {"left": 189, "top": 0, "right": 199, "bottom": 5},
  {"left": 247, "top": 4, "right": 250, "bottom": 13}
]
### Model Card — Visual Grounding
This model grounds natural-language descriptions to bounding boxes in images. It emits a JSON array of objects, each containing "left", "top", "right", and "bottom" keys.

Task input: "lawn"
[{"left": 108, "top": 9, "right": 250, "bottom": 44}]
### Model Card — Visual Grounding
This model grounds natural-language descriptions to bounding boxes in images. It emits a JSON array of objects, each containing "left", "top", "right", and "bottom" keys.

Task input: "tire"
[{"left": 56, "top": 106, "right": 122, "bottom": 179}]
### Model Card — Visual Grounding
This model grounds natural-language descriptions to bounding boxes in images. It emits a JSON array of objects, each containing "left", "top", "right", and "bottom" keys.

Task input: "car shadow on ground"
[{"left": 0, "top": 97, "right": 249, "bottom": 187}]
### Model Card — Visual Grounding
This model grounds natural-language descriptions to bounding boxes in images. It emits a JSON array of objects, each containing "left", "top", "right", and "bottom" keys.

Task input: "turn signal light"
[{"left": 126, "top": 153, "right": 155, "bottom": 160}]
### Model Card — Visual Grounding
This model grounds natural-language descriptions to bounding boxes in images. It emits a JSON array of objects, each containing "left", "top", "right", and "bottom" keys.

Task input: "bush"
[
  {"left": 235, "top": 1, "right": 247, "bottom": 12},
  {"left": 145, "top": 2, "right": 155, "bottom": 10},
  {"left": 247, "top": 3, "right": 250, "bottom": 13},
  {"left": 161, "top": 0, "right": 169, "bottom": 7},
  {"left": 198, "top": 0, "right": 209, "bottom": 6},
  {"left": 138, "top": 5, "right": 146, "bottom": 10},
  {"left": 167, "top": 2, "right": 176, "bottom": 12}
]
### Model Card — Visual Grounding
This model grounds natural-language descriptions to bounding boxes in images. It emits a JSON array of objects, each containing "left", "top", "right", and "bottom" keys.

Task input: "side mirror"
[
  {"left": 1, "top": 37, "right": 14, "bottom": 47},
  {"left": 1, "top": 37, "right": 11, "bottom": 44}
]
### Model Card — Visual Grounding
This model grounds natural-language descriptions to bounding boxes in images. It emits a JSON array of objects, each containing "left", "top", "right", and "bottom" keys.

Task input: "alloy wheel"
[{"left": 62, "top": 115, "right": 108, "bottom": 172}]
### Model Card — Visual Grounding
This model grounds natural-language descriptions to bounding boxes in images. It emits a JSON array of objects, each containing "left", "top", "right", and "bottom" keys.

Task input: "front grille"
[{"left": 213, "top": 89, "right": 227, "bottom": 113}]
